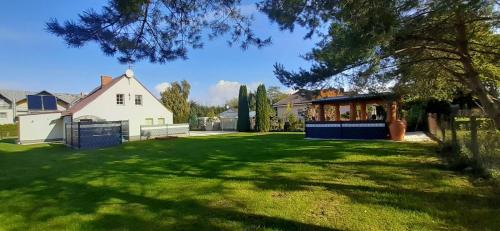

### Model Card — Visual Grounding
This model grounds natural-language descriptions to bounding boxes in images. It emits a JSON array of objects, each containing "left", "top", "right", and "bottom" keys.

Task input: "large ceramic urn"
[{"left": 389, "top": 120, "right": 406, "bottom": 141}]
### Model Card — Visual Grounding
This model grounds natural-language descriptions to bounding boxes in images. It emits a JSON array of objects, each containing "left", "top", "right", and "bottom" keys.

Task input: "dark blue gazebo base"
[{"left": 305, "top": 121, "right": 388, "bottom": 139}]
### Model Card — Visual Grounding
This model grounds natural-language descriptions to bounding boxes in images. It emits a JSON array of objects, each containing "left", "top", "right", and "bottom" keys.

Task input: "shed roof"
[{"left": 312, "top": 92, "right": 394, "bottom": 104}]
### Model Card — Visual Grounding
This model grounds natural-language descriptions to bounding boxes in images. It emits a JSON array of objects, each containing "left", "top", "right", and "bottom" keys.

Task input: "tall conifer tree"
[
  {"left": 255, "top": 84, "right": 270, "bottom": 132},
  {"left": 237, "top": 85, "right": 250, "bottom": 132}
]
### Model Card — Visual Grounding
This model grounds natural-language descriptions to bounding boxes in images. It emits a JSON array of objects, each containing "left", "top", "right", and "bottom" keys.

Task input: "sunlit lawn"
[{"left": 0, "top": 133, "right": 498, "bottom": 230}]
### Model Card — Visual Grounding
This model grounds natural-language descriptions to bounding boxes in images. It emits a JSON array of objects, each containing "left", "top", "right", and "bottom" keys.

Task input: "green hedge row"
[{"left": 0, "top": 124, "right": 18, "bottom": 138}]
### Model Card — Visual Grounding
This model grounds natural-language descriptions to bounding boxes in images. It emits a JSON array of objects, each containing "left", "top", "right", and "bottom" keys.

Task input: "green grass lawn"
[{"left": 0, "top": 133, "right": 498, "bottom": 230}]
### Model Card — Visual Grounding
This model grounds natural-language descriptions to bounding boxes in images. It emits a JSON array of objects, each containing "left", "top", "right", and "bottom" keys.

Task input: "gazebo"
[{"left": 305, "top": 92, "right": 399, "bottom": 139}]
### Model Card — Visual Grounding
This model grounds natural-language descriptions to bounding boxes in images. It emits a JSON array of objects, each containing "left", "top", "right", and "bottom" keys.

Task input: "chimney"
[{"left": 101, "top": 76, "right": 112, "bottom": 87}]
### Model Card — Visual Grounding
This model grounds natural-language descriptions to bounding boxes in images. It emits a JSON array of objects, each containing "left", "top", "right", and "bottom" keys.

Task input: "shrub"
[{"left": 0, "top": 124, "right": 18, "bottom": 138}]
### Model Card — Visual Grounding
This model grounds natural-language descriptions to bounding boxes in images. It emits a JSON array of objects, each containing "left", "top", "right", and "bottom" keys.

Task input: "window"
[
  {"left": 145, "top": 118, "right": 153, "bottom": 125},
  {"left": 116, "top": 94, "right": 124, "bottom": 105},
  {"left": 135, "top": 95, "right": 142, "bottom": 105},
  {"left": 0, "top": 112, "right": 7, "bottom": 118},
  {"left": 158, "top": 118, "right": 165, "bottom": 125}
]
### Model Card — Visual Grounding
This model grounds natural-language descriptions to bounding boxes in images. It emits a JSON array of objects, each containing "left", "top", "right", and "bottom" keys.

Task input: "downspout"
[{"left": 12, "top": 98, "right": 16, "bottom": 123}]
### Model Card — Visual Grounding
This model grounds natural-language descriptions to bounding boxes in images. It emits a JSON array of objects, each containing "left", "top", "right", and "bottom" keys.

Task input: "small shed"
[{"left": 218, "top": 109, "right": 256, "bottom": 131}]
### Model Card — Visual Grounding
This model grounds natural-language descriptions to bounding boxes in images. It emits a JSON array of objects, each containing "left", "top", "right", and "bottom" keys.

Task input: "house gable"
[{"left": 70, "top": 75, "right": 173, "bottom": 138}]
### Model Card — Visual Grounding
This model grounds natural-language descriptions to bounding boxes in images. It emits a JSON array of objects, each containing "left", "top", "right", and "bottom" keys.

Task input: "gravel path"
[{"left": 404, "top": 131, "right": 434, "bottom": 142}]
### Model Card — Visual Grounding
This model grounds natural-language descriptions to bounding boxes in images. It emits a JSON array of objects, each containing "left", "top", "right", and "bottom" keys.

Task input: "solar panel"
[
  {"left": 27, "top": 95, "right": 43, "bottom": 110},
  {"left": 42, "top": 95, "right": 57, "bottom": 110},
  {"left": 27, "top": 95, "right": 58, "bottom": 111}
]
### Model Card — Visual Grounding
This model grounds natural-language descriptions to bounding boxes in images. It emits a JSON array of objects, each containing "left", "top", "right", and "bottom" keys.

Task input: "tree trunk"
[{"left": 454, "top": 8, "right": 500, "bottom": 130}]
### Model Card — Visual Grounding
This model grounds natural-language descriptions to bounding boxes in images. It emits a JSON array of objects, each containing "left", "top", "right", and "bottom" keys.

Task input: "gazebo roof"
[{"left": 312, "top": 92, "right": 394, "bottom": 104}]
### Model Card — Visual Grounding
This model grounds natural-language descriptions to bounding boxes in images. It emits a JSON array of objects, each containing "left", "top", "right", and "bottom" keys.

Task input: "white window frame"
[
  {"left": 135, "top": 95, "right": 143, "bottom": 105},
  {"left": 116, "top": 94, "right": 124, "bottom": 105}
]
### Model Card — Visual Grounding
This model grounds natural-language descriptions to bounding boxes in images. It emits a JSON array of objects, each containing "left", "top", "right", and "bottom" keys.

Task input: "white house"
[{"left": 18, "top": 70, "right": 173, "bottom": 144}]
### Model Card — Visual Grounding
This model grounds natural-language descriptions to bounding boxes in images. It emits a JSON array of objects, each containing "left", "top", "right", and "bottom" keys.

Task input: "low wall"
[
  {"left": 18, "top": 112, "right": 63, "bottom": 144},
  {"left": 305, "top": 120, "right": 388, "bottom": 139}
]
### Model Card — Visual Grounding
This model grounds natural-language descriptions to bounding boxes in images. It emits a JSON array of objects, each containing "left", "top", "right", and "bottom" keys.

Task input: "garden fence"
[
  {"left": 65, "top": 120, "right": 129, "bottom": 149},
  {"left": 140, "top": 123, "right": 190, "bottom": 140},
  {"left": 428, "top": 110, "right": 499, "bottom": 175}
]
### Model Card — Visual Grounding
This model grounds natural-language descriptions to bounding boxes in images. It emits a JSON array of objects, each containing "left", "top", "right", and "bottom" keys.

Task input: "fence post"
[
  {"left": 470, "top": 116, "right": 480, "bottom": 165},
  {"left": 77, "top": 122, "right": 81, "bottom": 149},
  {"left": 119, "top": 121, "right": 123, "bottom": 144},
  {"left": 451, "top": 116, "right": 458, "bottom": 154},
  {"left": 71, "top": 123, "right": 74, "bottom": 148},
  {"left": 439, "top": 114, "right": 446, "bottom": 142}
]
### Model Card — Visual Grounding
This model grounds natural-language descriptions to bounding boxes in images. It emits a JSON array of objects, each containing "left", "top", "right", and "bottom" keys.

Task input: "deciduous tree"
[
  {"left": 267, "top": 86, "right": 288, "bottom": 104},
  {"left": 161, "top": 80, "right": 190, "bottom": 123}
]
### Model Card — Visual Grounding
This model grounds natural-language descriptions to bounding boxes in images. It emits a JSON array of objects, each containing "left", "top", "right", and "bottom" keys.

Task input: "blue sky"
[{"left": 0, "top": 0, "right": 315, "bottom": 105}]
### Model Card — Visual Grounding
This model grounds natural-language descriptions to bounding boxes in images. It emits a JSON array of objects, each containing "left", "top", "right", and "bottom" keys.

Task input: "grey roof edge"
[{"left": 0, "top": 89, "right": 83, "bottom": 104}]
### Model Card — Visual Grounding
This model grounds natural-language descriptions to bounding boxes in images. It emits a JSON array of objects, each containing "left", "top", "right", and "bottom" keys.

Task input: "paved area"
[
  {"left": 186, "top": 131, "right": 238, "bottom": 137},
  {"left": 404, "top": 131, "right": 434, "bottom": 142}
]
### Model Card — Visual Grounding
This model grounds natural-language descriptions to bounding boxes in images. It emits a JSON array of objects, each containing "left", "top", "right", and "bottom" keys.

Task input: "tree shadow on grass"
[
  {"left": 0, "top": 133, "right": 498, "bottom": 230},
  {"left": 6, "top": 176, "right": 339, "bottom": 230}
]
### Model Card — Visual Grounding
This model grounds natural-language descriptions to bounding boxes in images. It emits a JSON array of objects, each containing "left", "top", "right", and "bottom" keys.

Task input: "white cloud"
[
  {"left": 283, "top": 88, "right": 297, "bottom": 95},
  {"left": 155, "top": 82, "right": 171, "bottom": 94},
  {"left": 195, "top": 80, "right": 262, "bottom": 106}
]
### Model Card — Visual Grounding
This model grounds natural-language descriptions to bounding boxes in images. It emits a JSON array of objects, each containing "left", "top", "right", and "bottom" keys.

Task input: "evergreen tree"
[
  {"left": 161, "top": 80, "right": 190, "bottom": 123},
  {"left": 237, "top": 85, "right": 250, "bottom": 131},
  {"left": 46, "top": 0, "right": 269, "bottom": 64},
  {"left": 260, "top": 0, "right": 500, "bottom": 129},
  {"left": 255, "top": 84, "right": 270, "bottom": 132}
]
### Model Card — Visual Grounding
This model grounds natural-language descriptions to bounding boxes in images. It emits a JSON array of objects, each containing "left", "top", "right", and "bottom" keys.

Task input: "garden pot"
[{"left": 389, "top": 120, "right": 406, "bottom": 141}]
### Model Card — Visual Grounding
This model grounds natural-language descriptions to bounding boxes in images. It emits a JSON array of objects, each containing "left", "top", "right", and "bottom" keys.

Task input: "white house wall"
[
  {"left": 0, "top": 97, "right": 14, "bottom": 124},
  {"left": 73, "top": 77, "right": 173, "bottom": 139},
  {"left": 276, "top": 104, "right": 308, "bottom": 121},
  {"left": 18, "top": 112, "right": 63, "bottom": 144},
  {"left": 0, "top": 109, "right": 14, "bottom": 125}
]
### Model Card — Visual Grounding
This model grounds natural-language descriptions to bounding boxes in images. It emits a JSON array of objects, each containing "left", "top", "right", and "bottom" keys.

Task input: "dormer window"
[
  {"left": 116, "top": 94, "right": 124, "bottom": 105},
  {"left": 135, "top": 95, "right": 142, "bottom": 105}
]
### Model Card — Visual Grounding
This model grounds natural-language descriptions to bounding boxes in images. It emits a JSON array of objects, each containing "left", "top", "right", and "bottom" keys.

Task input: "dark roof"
[
  {"left": 0, "top": 89, "right": 83, "bottom": 105},
  {"left": 273, "top": 89, "right": 315, "bottom": 106},
  {"left": 312, "top": 92, "right": 394, "bottom": 104},
  {"left": 65, "top": 76, "right": 124, "bottom": 115}
]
